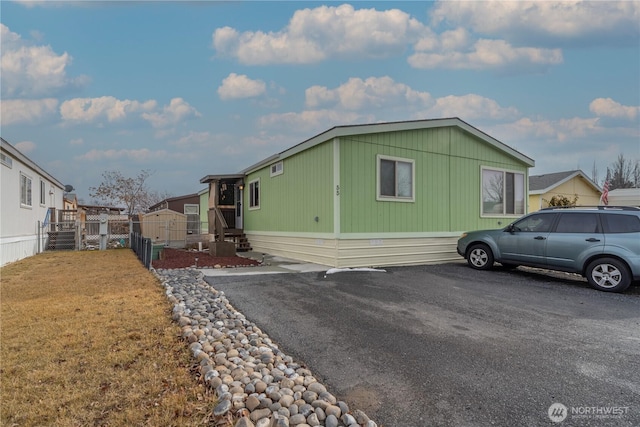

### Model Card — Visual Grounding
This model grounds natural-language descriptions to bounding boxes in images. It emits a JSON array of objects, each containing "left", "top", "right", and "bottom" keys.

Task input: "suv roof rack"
[{"left": 540, "top": 206, "right": 640, "bottom": 211}]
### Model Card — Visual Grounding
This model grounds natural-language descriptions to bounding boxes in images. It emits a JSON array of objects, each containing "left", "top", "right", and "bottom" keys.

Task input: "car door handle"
[
  {"left": 534, "top": 236, "right": 546, "bottom": 240},
  {"left": 585, "top": 238, "right": 600, "bottom": 242}
]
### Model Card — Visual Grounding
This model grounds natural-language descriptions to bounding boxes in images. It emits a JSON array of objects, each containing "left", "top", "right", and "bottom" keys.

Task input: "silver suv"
[{"left": 457, "top": 206, "right": 640, "bottom": 292}]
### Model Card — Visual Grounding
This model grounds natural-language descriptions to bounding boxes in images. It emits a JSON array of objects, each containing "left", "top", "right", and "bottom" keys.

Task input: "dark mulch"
[{"left": 152, "top": 248, "right": 261, "bottom": 269}]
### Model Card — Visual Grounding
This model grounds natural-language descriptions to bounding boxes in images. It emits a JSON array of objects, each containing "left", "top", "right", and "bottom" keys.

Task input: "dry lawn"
[{"left": 1, "top": 249, "right": 220, "bottom": 427}]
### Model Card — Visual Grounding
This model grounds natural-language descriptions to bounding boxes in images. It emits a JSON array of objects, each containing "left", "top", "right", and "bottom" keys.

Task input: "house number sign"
[{"left": 336, "top": 185, "right": 340, "bottom": 196}]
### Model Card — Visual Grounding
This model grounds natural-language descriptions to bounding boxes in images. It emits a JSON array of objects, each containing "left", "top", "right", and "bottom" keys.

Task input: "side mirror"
[{"left": 507, "top": 223, "right": 516, "bottom": 233}]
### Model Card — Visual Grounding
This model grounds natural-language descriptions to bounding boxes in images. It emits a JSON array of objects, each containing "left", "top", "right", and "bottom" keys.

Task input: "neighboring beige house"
[{"left": 529, "top": 170, "right": 601, "bottom": 212}]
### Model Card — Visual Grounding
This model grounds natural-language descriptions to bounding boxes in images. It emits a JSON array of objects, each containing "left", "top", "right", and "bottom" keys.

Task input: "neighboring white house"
[
  {"left": 608, "top": 188, "right": 640, "bottom": 207},
  {"left": 1, "top": 137, "right": 65, "bottom": 266}
]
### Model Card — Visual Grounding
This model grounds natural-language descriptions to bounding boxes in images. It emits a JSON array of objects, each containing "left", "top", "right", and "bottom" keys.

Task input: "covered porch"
[{"left": 199, "top": 173, "right": 250, "bottom": 253}]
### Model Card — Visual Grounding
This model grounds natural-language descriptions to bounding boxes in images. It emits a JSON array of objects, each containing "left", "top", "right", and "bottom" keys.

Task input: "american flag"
[{"left": 600, "top": 181, "right": 609, "bottom": 205}]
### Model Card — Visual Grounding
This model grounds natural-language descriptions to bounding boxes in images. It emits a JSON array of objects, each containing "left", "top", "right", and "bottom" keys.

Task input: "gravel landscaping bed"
[{"left": 154, "top": 267, "right": 378, "bottom": 427}]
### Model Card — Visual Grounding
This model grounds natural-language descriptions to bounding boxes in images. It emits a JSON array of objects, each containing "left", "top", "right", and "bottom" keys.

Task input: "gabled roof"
[
  {"left": 241, "top": 117, "right": 535, "bottom": 175},
  {"left": 529, "top": 170, "right": 601, "bottom": 195}
]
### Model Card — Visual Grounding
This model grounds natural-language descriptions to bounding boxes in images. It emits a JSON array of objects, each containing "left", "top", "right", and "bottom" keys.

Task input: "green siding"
[
  {"left": 245, "top": 125, "right": 529, "bottom": 236},
  {"left": 199, "top": 191, "right": 209, "bottom": 233},
  {"left": 340, "top": 126, "right": 529, "bottom": 233},
  {"left": 244, "top": 142, "right": 334, "bottom": 233}
]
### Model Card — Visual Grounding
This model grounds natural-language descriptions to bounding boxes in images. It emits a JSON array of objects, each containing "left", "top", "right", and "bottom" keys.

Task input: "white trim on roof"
[{"left": 1, "top": 137, "right": 65, "bottom": 190}]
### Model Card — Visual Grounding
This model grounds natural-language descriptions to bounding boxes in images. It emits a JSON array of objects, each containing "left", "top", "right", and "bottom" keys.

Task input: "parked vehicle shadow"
[{"left": 446, "top": 262, "right": 640, "bottom": 295}]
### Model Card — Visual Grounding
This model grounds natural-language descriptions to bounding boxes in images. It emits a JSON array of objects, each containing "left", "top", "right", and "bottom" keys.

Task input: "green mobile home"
[{"left": 202, "top": 118, "right": 534, "bottom": 268}]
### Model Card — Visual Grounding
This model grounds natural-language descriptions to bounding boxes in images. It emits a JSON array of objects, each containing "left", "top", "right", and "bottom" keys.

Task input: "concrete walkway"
[{"left": 198, "top": 251, "right": 332, "bottom": 276}]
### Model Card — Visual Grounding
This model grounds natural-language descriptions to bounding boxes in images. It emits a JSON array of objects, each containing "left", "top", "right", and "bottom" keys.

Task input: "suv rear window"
[
  {"left": 554, "top": 213, "right": 599, "bottom": 233},
  {"left": 602, "top": 214, "right": 640, "bottom": 233}
]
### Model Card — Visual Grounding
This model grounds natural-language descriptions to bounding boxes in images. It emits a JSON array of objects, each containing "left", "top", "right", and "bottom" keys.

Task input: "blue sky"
[{"left": 2, "top": 1, "right": 639, "bottom": 203}]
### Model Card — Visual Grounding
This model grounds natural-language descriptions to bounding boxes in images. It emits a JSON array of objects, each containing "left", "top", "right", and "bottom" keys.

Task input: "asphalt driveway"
[{"left": 203, "top": 263, "right": 640, "bottom": 427}]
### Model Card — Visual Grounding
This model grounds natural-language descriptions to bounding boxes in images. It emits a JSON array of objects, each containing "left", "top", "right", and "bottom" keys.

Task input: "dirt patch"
[
  {"left": 343, "top": 384, "right": 383, "bottom": 414},
  {"left": 152, "top": 247, "right": 261, "bottom": 269}
]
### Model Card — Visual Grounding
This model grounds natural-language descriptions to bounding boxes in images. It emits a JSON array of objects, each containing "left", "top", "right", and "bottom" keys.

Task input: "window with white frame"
[
  {"left": 184, "top": 204, "right": 200, "bottom": 234},
  {"left": 377, "top": 155, "right": 415, "bottom": 202},
  {"left": 20, "top": 173, "right": 32, "bottom": 207},
  {"left": 249, "top": 179, "right": 260, "bottom": 209},
  {"left": 183, "top": 204, "right": 199, "bottom": 215},
  {"left": 481, "top": 167, "right": 525, "bottom": 216},
  {"left": 1, "top": 153, "right": 12, "bottom": 168},
  {"left": 270, "top": 161, "right": 283, "bottom": 177},
  {"left": 40, "top": 180, "right": 46, "bottom": 205}
]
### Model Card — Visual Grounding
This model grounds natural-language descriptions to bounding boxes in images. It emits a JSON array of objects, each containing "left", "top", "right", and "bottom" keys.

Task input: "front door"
[{"left": 235, "top": 186, "right": 243, "bottom": 229}]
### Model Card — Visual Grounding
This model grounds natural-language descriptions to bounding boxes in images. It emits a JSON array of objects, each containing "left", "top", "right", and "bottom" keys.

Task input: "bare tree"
[
  {"left": 89, "top": 170, "right": 163, "bottom": 216},
  {"left": 605, "top": 154, "right": 638, "bottom": 189},
  {"left": 591, "top": 161, "right": 599, "bottom": 186}
]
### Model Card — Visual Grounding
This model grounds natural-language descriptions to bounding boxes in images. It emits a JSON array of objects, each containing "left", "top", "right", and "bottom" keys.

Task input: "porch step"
[
  {"left": 47, "top": 231, "right": 75, "bottom": 250},
  {"left": 230, "top": 233, "right": 252, "bottom": 252},
  {"left": 213, "top": 230, "right": 252, "bottom": 252}
]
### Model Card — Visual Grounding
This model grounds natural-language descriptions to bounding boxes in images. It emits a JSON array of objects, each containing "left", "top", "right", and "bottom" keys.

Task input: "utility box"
[
  {"left": 99, "top": 213, "right": 108, "bottom": 235},
  {"left": 99, "top": 213, "right": 108, "bottom": 250}
]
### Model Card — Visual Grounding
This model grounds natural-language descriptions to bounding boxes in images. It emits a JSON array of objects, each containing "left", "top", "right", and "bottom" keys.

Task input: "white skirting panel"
[
  {"left": 0, "top": 234, "right": 40, "bottom": 267},
  {"left": 246, "top": 234, "right": 339, "bottom": 267},
  {"left": 245, "top": 233, "right": 461, "bottom": 268}
]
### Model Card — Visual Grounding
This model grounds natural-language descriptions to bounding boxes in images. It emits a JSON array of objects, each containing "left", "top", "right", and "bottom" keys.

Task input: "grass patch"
[{"left": 1, "top": 250, "right": 219, "bottom": 426}]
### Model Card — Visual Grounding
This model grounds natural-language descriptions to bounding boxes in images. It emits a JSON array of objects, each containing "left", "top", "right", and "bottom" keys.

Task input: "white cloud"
[
  {"left": 258, "top": 109, "right": 365, "bottom": 133},
  {"left": 422, "top": 94, "right": 520, "bottom": 120},
  {"left": 75, "top": 148, "right": 168, "bottom": 162},
  {"left": 1, "top": 24, "right": 88, "bottom": 97},
  {"left": 212, "top": 3, "right": 565, "bottom": 73},
  {"left": 141, "top": 98, "right": 201, "bottom": 128},
  {"left": 430, "top": 1, "right": 639, "bottom": 45},
  {"left": 218, "top": 73, "right": 266, "bottom": 100},
  {"left": 486, "top": 115, "right": 639, "bottom": 176},
  {"left": 492, "top": 117, "right": 603, "bottom": 144},
  {"left": 0, "top": 98, "right": 58, "bottom": 126},
  {"left": 409, "top": 37, "right": 562, "bottom": 71},
  {"left": 589, "top": 98, "right": 639, "bottom": 121},
  {"left": 15, "top": 140, "right": 36, "bottom": 153},
  {"left": 60, "top": 96, "right": 157, "bottom": 124},
  {"left": 213, "top": 4, "right": 425, "bottom": 65},
  {"left": 306, "top": 76, "right": 432, "bottom": 110}
]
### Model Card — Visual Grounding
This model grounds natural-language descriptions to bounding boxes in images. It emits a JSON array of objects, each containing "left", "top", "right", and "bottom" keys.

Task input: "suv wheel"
[
  {"left": 467, "top": 244, "right": 494, "bottom": 270},
  {"left": 586, "top": 257, "right": 631, "bottom": 293}
]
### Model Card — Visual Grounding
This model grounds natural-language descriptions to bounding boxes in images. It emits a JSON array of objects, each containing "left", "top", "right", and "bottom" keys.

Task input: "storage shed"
[{"left": 141, "top": 208, "right": 188, "bottom": 247}]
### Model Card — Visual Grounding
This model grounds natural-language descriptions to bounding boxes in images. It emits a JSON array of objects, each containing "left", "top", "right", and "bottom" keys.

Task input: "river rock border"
[{"left": 154, "top": 267, "right": 378, "bottom": 427}]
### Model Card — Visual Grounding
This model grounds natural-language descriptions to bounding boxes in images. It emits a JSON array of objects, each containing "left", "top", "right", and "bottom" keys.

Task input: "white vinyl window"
[
  {"left": 1, "top": 153, "right": 12, "bottom": 168},
  {"left": 20, "top": 172, "right": 32, "bottom": 208},
  {"left": 184, "top": 204, "right": 199, "bottom": 215},
  {"left": 270, "top": 161, "right": 283, "bottom": 177},
  {"left": 481, "top": 167, "right": 525, "bottom": 216},
  {"left": 249, "top": 179, "right": 260, "bottom": 209},
  {"left": 377, "top": 155, "right": 415, "bottom": 202},
  {"left": 40, "top": 180, "right": 46, "bottom": 205}
]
